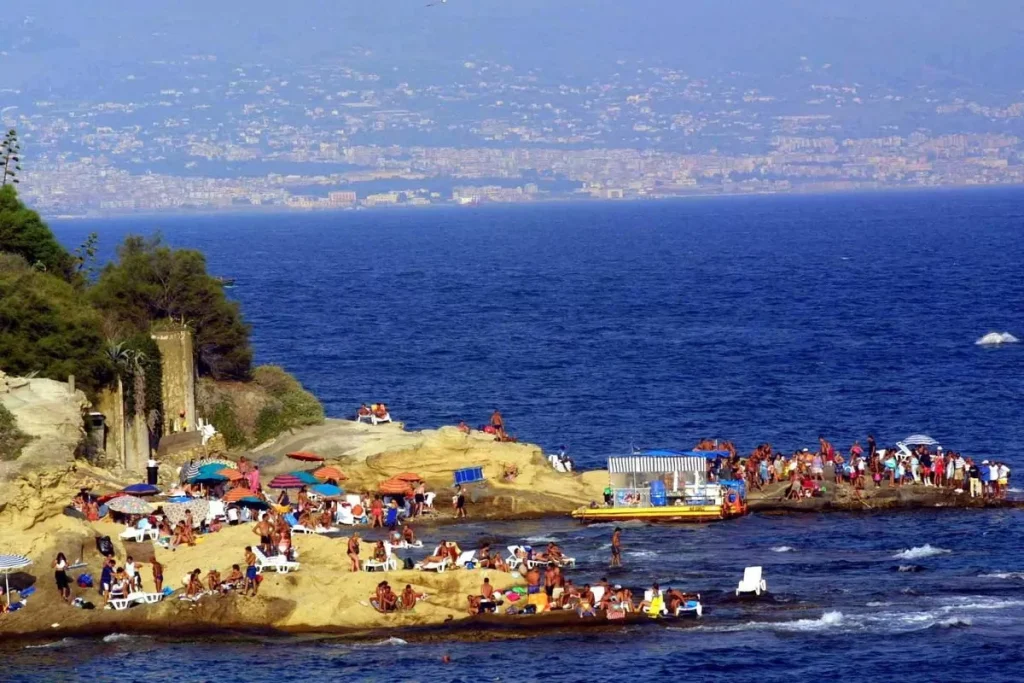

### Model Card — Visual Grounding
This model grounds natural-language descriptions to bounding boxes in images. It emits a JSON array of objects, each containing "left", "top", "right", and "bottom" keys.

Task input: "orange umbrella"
[
  {"left": 392, "top": 472, "right": 423, "bottom": 483},
  {"left": 287, "top": 451, "right": 325, "bottom": 462},
  {"left": 223, "top": 487, "right": 255, "bottom": 503},
  {"left": 378, "top": 478, "right": 414, "bottom": 496},
  {"left": 219, "top": 468, "right": 243, "bottom": 481},
  {"left": 313, "top": 466, "right": 347, "bottom": 482}
]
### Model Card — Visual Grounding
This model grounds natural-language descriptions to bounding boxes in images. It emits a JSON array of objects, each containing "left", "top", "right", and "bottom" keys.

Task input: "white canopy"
[{"left": 902, "top": 434, "right": 940, "bottom": 447}]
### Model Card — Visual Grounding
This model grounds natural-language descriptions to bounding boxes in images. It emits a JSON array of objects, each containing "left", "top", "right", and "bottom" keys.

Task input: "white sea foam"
[
  {"left": 626, "top": 550, "right": 658, "bottom": 559},
  {"left": 373, "top": 637, "right": 408, "bottom": 646},
  {"left": 892, "top": 545, "right": 951, "bottom": 560},
  {"left": 524, "top": 536, "right": 558, "bottom": 544},
  {"left": 771, "top": 546, "right": 795, "bottom": 553},
  {"left": 979, "top": 572, "right": 1024, "bottom": 580},
  {"left": 25, "top": 638, "right": 75, "bottom": 650},
  {"left": 975, "top": 331, "right": 1019, "bottom": 346},
  {"left": 102, "top": 633, "right": 137, "bottom": 643},
  {"left": 865, "top": 601, "right": 892, "bottom": 607},
  {"left": 937, "top": 617, "right": 972, "bottom": 629}
]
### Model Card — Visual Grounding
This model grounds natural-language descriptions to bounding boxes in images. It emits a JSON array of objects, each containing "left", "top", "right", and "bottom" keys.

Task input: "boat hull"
[{"left": 571, "top": 504, "right": 744, "bottom": 523}]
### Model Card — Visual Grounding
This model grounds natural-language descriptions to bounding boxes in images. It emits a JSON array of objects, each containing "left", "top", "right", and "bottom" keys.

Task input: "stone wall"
[{"left": 151, "top": 323, "right": 197, "bottom": 435}]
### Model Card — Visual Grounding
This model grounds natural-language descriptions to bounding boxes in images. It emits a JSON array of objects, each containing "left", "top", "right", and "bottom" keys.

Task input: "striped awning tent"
[
  {"left": 902, "top": 434, "right": 940, "bottom": 447},
  {"left": 0, "top": 554, "right": 32, "bottom": 605},
  {"left": 608, "top": 454, "right": 707, "bottom": 474}
]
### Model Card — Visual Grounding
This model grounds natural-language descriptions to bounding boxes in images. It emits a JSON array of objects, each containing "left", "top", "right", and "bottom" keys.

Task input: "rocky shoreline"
[{"left": 1, "top": 418, "right": 1019, "bottom": 644}]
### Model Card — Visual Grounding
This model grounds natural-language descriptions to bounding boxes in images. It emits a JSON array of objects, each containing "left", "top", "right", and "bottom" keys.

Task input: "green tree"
[
  {"left": 90, "top": 235, "right": 253, "bottom": 379},
  {"left": 0, "top": 184, "right": 77, "bottom": 281},
  {"left": 0, "top": 254, "right": 113, "bottom": 393}
]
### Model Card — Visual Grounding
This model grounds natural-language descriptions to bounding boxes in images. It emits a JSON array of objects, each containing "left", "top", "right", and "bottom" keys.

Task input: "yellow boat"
[
  {"left": 571, "top": 502, "right": 743, "bottom": 523},
  {"left": 572, "top": 448, "right": 748, "bottom": 524}
]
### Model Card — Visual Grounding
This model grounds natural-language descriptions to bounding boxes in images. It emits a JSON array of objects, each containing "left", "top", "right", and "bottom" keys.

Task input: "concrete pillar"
[{"left": 151, "top": 323, "right": 197, "bottom": 436}]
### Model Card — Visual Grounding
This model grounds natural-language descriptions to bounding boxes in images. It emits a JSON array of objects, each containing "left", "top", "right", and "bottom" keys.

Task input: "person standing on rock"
[
  {"left": 610, "top": 527, "right": 623, "bottom": 568},
  {"left": 454, "top": 485, "right": 467, "bottom": 519},
  {"left": 147, "top": 456, "right": 159, "bottom": 486}
]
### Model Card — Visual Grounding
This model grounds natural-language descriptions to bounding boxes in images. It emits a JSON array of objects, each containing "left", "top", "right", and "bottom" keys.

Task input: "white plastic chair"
[{"left": 736, "top": 566, "right": 766, "bottom": 596}]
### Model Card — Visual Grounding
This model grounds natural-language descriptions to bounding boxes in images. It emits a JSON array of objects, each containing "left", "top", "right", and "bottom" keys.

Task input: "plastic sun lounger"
[
  {"left": 394, "top": 540, "right": 424, "bottom": 549},
  {"left": 525, "top": 555, "right": 576, "bottom": 570},
  {"left": 119, "top": 527, "right": 159, "bottom": 543},
  {"left": 371, "top": 413, "right": 392, "bottom": 425},
  {"left": 736, "top": 566, "right": 767, "bottom": 596},
  {"left": 362, "top": 542, "right": 398, "bottom": 572},
  {"left": 415, "top": 557, "right": 451, "bottom": 573},
  {"left": 253, "top": 548, "right": 300, "bottom": 574},
  {"left": 505, "top": 545, "right": 526, "bottom": 570},
  {"left": 455, "top": 550, "right": 477, "bottom": 568},
  {"left": 125, "top": 591, "right": 164, "bottom": 606}
]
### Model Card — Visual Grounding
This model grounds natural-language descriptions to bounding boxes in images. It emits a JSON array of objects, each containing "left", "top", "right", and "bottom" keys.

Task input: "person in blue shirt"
[{"left": 99, "top": 557, "right": 115, "bottom": 601}]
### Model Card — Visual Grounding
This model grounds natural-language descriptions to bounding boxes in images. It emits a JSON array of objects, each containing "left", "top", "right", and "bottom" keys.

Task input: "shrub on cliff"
[
  {"left": 0, "top": 185, "right": 77, "bottom": 282},
  {"left": 89, "top": 235, "right": 253, "bottom": 380},
  {"left": 0, "top": 403, "right": 31, "bottom": 461},
  {"left": 0, "top": 254, "right": 113, "bottom": 394}
]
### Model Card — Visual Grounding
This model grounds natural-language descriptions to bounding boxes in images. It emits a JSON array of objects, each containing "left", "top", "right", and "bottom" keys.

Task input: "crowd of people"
[{"left": 705, "top": 436, "right": 1012, "bottom": 500}]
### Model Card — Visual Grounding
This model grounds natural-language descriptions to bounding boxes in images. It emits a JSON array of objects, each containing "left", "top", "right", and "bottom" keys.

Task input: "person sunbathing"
[
  {"left": 358, "top": 404, "right": 372, "bottom": 419},
  {"left": 298, "top": 510, "right": 313, "bottom": 528},
  {"left": 171, "top": 521, "right": 190, "bottom": 549},
  {"left": 186, "top": 569, "right": 204, "bottom": 598},
  {"left": 319, "top": 511, "right": 333, "bottom": 529},
  {"left": 373, "top": 541, "right": 387, "bottom": 563},
  {"left": 224, "top": 565, "right": 244, "bottom": 591},
  {"left": 373, "top": 404, "right": 389, "bottom": 419},
  {"left": 491, "top": 554, "right": 509, "bottom": 572},
  {"left": 375, "top": 582, "right": 398, "bottom": 613},
  {"left": 206, "top": 569, "right": 222, "bottom": 592},
  {"left": 347, "top": 534, "right": 361, "bottom": 572},
  {"left": 457, "top": 421, "right": 470, "bottom": 434},
  {"left": 402, "top": 525, "right": 416, "bottom": 545},
  {"left": 400, "top": 584, "right": 423, "bottom": 610},
  {"left": 467, "top": 594, "right": 483, "bottom": 616},
  {"left": 577, "top": 584, "right": 597, "bottom": 616}
]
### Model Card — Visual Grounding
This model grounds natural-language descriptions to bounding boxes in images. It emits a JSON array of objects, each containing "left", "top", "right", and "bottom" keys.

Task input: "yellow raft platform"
[{"left": 571, "top": 503, "right": 746, "bottom": 523}]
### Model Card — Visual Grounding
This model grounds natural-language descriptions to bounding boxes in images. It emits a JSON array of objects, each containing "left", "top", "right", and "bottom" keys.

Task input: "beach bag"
[
  {"left": 96, "top": 535, "right": 114, "bottom": 557},
  {"left": 77, "top": 573, "right": 93, "bottom": 588},
  {"left": 403, "top": 558, "right": 415, "bottom": 570},
  {"left": 506, "top": 591, "right": 520, "bottom": 602},
  {"left": 523, "top": 605, "right": 537, "bottom": 614}
]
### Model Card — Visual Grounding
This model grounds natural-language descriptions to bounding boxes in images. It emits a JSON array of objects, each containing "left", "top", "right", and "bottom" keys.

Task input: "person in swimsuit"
[
  {"left": 400, "top": 584, "right": 422, "bottom": 610},
  {"left": 610, "top": 527, "right": 622, "bottom": 568},
  {"left": 544, "top": 563, "right": 558, "bottom": 598},
  {"left": 53, "top": 552, "right": 71, "bottom": 603},
  {"left": 243, "top": 546, "right": 258, "bottom": 596},
  {"left": 347, "top": 533, "right": 361, "bottom": 572},
  {"left": 151, "top": 558, "right": 164, "bottom": 593},
  {"left": 479, "top": 577, "right": 496, "bottom": 612},
  {"left": 254, "top": 517, "right": 273, "bottom": 555}
]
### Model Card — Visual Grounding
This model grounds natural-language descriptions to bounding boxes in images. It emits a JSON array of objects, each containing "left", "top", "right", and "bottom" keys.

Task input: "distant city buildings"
[{"left": 4, "top": 52, "right": 1024, "bottom": 215}]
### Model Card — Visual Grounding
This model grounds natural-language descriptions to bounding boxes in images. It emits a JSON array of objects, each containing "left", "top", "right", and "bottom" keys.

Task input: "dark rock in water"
[{"left": 894, "top": 564, "right": 925, "bottom": 573}]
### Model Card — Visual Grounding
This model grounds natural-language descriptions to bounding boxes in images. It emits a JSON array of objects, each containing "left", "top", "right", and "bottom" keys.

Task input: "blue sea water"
[{"left": 17, "top": 190, "right": 1023, "bottom": 682}]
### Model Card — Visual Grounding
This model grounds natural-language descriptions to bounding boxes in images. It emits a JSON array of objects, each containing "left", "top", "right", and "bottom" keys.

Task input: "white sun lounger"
[
  {"left": 371, "top": 412, "right": 392, "bottom": 425},
  {"left": 506, "top": 545, "right": 527, "bottom": 570},
  {"left": 119, "top": 526, "right": 159, "bottom": 543},
  {"left": 253, "top": 548, "right": 300, "bottom": 574},
  {"left": 362, "top": 541, "right": 399, "bottom": 572},
  {"left": 736, "top": 566, "right": 767, "bottom": 596},
  {"left": 455, "top": 550, "right": 477, "bottom": 568},
  {"left": 415, "top": 556, "right": 452, "bottom": 573},
  {"left": 394, "top": 540, "right": 424, "bottom": 549},
  {"left": 526, "top": 554, "right": 576, "bottom": 570},
  {"left": 591, "top": 586, "right": 606, "bottom": 605}
]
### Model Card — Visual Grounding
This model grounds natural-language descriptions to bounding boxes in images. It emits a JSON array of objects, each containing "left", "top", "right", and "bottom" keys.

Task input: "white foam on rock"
[{"left": 771, "top": 545, "right": 795, "bottom": 553}]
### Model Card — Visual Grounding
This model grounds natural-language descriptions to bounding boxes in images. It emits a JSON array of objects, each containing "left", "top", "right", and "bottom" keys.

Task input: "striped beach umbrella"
[
  {"left": 222, "top": 487, "right": 255, "bottom": 503},
  {"left": 378, "top": 478, "right": 414, "bottom": 496},
  {"left": 313, "top": 466, "right": 347, "bottom": 482},
  {"left": 0, "top": 554, "right": 32, "bottom": 605},
  {"left": 218, "top": 468, "right": 243, "bottom": 482},
  {"left": 182, "top": 462, "right": 201, "bottom": 480},
  {"left": 268, "top": 474, "right": 307, "bottom": 489},
  {"left": 107, "top": 495, "right": 154, "bottom": 515},
  {"left": 287, "top": 451, "right": 324, "bottom": 462},
  {"left": 198, "top": 457, "right": 237, "bottom": 469},
  {"left": 902, "top": 434, "right": 940, "bottom": 447},
  {"left": 392, "top": 472, "right": 423, "bottom": 483}
]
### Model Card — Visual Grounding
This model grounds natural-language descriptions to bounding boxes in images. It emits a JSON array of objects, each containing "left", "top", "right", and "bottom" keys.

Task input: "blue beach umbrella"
[
  {"left": 122, "top": 483, "right": 160, "bottom": 496},
  {"left": 190, "top": 463, "right": 229, "bottom": 484},
  {"left": 289, "top": 471, "right": 320, "bottom": 486},
  {"left": 311, "top": 483, "right": 343, "bottom": 498}
]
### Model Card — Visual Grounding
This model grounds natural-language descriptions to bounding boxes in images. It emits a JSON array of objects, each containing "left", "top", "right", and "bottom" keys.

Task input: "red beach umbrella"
[
  {"left": 287, "top": 451, "right": 325, "bottom": 462},
  {"left": 392, "top": 472, "right": 423, "bottom": 483},
  {"left": 219, "top": 468, "right": 243, "bottom": 481}
]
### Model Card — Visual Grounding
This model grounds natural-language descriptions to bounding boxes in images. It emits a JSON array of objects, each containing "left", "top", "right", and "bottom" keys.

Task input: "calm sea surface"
[{"left": 16, "top": 191, "right": 1023, "bottom": 682}]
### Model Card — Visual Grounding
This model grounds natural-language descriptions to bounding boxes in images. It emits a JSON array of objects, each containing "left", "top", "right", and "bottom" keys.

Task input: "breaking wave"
[
  {"left": 25, "top": 638, "right": 76, "bottom": 650},
  {"left": 771, "top": 546, "right": 795, "bottom": 553},
  {"left": 979, "top": 572, "right": 1024, "bottom": 580},
  {"left": 102, "top": 633, "right": 139, "bottom": 643},
  {"left": 975, "top": 332, "right": 1019, "bottom": 346},
  {"left": 892, "top": 545, "right": 951, "bottom": 560}
]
